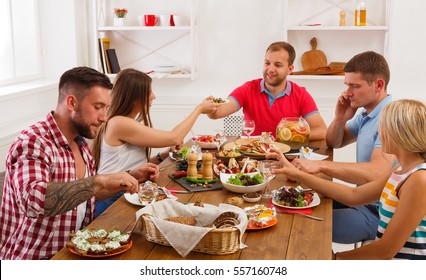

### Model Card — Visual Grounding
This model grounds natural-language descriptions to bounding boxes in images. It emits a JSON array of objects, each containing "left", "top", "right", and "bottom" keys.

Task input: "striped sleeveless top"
[{"left": 377, "top": 162, "right": 426, "bottom": 259}]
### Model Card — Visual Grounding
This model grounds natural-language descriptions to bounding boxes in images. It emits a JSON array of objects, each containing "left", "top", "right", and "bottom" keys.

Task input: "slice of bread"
[{"left": 212, "top": 211, "right": 239, "bottom": 228}]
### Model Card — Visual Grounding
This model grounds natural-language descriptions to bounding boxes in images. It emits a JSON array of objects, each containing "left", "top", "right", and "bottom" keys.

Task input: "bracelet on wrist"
[{"left": 157, "top": 152, "right": 164, "bottom": 163}]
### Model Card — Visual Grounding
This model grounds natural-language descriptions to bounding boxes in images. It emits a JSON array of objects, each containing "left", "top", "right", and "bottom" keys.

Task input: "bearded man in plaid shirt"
[{"left": 0, "top": 67, "right": 159, "bottom": 259}]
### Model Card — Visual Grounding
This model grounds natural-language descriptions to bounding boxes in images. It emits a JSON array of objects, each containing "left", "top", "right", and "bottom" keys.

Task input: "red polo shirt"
[{"left": 229, "top": 78, "right": 319, "bottom": 137}]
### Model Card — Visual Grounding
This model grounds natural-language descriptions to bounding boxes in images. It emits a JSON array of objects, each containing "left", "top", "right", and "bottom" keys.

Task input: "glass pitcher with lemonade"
[{"left": 276, "top": 117, "right": 310, "bottom": 150}]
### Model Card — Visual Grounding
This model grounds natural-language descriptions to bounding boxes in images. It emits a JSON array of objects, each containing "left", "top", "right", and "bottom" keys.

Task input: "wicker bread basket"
[{"left": 141, "top": 213, "right": 241, "bottom": 255}]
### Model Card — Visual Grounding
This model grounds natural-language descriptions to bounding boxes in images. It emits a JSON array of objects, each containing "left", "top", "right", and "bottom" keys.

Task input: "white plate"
[
  {"left": 284, "top": 152, "right": 329, "bottom": 161},
  {"left": 152, "top": 65, "right": 181, "bottom": 73},
  {"left": 124, "top": 189, "right": 177, "bottom": 207},
  {"left": 124, "top": 193, "right": 144, "bottom": 206},
  {"left": 272, "top": 192, "right": 320, "bottom": 209}
]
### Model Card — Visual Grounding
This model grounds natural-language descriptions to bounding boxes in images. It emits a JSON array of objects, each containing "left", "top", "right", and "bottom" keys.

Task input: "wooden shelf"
[{"left": 289, "top": 75, "right": 344, "bottom": 80}]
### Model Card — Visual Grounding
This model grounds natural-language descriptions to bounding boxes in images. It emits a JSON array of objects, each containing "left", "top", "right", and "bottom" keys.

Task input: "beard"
[
  {"left": 72, "top": 108, "right": 99, "bottom": 139},
  {"left": 263, "top": 71, "right": 285, "bottom": 87}
]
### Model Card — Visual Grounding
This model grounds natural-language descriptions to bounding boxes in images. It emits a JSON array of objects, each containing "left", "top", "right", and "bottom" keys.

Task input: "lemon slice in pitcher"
[{"left": 278, "top": 128, "right": 292, "bottom": 141}]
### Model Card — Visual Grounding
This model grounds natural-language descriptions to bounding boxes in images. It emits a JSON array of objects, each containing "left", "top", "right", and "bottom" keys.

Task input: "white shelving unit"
[
  {"left": 93, "top": 0, "right": 199, "bottom": 80},
  {"left": 285, "top": 0, "right": 391, "bottom": 81}
]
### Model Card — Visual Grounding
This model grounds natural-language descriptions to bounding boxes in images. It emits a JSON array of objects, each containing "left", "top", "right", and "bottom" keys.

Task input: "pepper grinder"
[
  {"left": 339, "top": 10, "right": 346, "bottom": 26},
  {"left": 201, "top": 152, "right": 213, "bottom": 180},
  {"left": 186, "top": 152, "right": 199, "bottom": 179}
]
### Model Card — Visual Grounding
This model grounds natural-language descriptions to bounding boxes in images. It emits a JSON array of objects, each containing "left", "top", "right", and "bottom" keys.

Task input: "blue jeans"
[
  {"left": 95, "top": 191, "right": 125, "bottom": 217},
  {"left": 332, "top": 201, "right": 379, "bottom": 244}
]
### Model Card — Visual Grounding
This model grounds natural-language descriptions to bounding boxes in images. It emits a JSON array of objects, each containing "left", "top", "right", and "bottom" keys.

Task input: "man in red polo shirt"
[{"left": 208, "top": 41, "right": 326, "bottom": 141}]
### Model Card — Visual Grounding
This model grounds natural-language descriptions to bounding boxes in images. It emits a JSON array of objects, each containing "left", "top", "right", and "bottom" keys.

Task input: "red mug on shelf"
[{"left": 144, "top": 14, "right": 159, "bottom": 26}]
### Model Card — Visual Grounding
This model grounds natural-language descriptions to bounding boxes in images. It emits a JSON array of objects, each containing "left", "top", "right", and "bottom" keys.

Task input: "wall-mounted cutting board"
[{"left": 301, "top": 37, "right": 327, "bottom": 70}]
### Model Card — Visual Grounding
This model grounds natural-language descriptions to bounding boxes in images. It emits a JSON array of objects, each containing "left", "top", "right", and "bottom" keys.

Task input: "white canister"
[{"left": 160, "top": 15, "right": 170, "bottom": 26}]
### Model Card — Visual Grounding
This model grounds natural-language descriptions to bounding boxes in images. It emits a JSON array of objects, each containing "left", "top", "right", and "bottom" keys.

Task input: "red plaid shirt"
[{"left": 0, "top": 112, "right": 96, "bottom": 259}]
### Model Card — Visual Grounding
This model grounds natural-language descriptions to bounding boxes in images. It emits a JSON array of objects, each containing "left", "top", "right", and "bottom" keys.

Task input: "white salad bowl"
[{"left": 220, "top": 172, "right": 267, "bottom": 193}]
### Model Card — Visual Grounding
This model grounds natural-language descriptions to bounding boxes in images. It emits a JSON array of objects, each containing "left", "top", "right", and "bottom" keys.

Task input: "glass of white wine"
[
  {"left": 213, "top": 129, "right": 226, "bottom": 151},
  {"left": 242, "top": 120, "right": 255, "bottom": 139},
  {"left": 258, "top": 160, "right": 279, "bottom": 202}
]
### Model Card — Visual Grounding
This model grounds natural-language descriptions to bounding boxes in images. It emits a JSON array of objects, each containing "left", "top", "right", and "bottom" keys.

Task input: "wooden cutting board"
[
  {"left": 291, "top": 66, "right": 344, "bottom": 75},
  {"left": 301, "top": 37, "right": 327, "bottom": 70}
]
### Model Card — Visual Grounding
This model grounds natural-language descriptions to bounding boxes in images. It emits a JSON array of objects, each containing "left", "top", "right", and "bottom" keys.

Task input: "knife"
[
  {"left": 272, "top": 206, "right": 323, "bottom": 221},
  {"left": 167, "top": 189, "right": 191, "bottom": 194}
]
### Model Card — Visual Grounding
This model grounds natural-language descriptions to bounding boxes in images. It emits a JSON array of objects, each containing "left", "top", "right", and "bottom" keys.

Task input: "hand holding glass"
[
  {"left": 242, "top": 120, "right": 255, "bottom": 139},
  {"left": 258, "top": 160, "right": 279, "bottom": 201}
]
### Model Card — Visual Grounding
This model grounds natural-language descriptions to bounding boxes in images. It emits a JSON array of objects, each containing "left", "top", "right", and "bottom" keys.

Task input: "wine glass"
[
  {"left": 258, "top": 160, "right": 279, "bottom": 203},
  {"left": 242, "top": 120, "right": 255, "bottom": 139},
  {"left": 213, "top": 129, "right": 226, "bottom": 151},
  {"left": 138, "top": 182, "right": 159, "bottom": 206},
  {"left": 260, "top": 132, "right": 275, "bottom": 153}
]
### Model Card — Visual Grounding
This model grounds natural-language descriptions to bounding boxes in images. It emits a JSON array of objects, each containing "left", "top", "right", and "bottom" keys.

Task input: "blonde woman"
[
  {"left": 91, "top": 68, "right": 219, "bottom": 216},
  {"left": 269, "top": 99, "right": 426, "bottom": 259}
]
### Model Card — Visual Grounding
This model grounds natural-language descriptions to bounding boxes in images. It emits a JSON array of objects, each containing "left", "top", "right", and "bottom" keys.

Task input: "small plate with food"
[
  {"left": 244, "top": 204, "right": 277, "bottom": 230},
  {"left": 272, "top": 186, "right": 320, "bottom": 209},
  {"left": 215, "top": 149, "right": 243, "bottom": 165},
  {"left": 212, "top": 97, "right": 230, "bottom": 105},
  {"left": 66, "top": 228, "right": 132, "bottom": 258},
  {"left": 242, "top": 192, "right": 261, "bottom": 203},
  {"left": 192, "top": 135, "right": 217, "bottom": 149},
  {"left": 223, "top": 139, "right": 290, "bottom": 159},
  {"left": 213, "top": 157, "right": 258, "bottom": 176}
]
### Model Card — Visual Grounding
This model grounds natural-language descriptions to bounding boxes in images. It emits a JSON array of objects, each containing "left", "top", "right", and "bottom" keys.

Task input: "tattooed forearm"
[{"left": 44, "top": 177, "right": 95, "bottom": 216}]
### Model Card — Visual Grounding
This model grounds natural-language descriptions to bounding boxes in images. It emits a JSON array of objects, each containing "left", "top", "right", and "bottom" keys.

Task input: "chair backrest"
[{"left": 223, "top": 115, "right": 244, "bottom": 136}]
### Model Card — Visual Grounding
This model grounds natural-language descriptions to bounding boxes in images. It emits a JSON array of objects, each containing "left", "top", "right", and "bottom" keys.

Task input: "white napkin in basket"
[{"left": 135, "top": 200, "right": 248, "bottom": 257}]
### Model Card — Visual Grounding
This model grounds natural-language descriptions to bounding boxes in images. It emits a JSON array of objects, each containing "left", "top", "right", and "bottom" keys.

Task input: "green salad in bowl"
[{"left": 220, "top": 172, "right": 266, "bottom": 193}]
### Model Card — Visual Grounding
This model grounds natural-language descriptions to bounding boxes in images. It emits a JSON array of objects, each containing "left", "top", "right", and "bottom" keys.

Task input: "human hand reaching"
[
  {"left": 94, "top": 172, "right": 138, "bottom": 200},
  {"left": 265, "top": 148, "right": 302, "bottom": 182},
  {"left": 130, "top": 162, "right": 160, "bottom": 183},
  {"left": 197, "top": 98, "right": 220, "bottom": 114},
  {"left": 291, "top": 158, "right": 324, "bottom": 174}
]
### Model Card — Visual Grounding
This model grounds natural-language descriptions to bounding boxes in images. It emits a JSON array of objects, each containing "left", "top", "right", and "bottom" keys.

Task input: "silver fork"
[{"left": 272, "top": 206, "right": 324, "bottom": 221}]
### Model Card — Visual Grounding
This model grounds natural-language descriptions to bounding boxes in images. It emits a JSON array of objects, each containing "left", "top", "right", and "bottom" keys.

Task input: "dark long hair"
[{"left": 91, "top": 68, "right": 153, "bottom": 170}]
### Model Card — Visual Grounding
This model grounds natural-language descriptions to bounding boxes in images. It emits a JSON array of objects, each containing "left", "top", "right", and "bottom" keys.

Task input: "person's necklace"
[{"left": 399, "top": 160, "right": 425, "bottom": 174}]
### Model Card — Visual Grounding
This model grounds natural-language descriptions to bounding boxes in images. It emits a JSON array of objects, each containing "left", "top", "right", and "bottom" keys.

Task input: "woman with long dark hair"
[{"left": 91, "top": 68, "right": 219, "bottom": 216}]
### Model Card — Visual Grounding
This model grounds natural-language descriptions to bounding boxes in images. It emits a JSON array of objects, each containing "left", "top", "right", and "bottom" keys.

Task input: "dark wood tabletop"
[{"left": 52, "top": 137, "right": 333, "bottom": 260}]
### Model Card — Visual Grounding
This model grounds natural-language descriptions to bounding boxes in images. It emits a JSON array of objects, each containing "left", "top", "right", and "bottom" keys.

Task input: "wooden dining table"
[{"left": 52, "top": 138, "right": 333, "bottom": 260}]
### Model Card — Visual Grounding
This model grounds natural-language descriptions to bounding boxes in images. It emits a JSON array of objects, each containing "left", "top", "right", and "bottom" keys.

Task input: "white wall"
[{"left": 1, "top": 0, "right": 426, "bottom": 171}]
